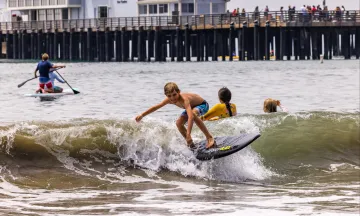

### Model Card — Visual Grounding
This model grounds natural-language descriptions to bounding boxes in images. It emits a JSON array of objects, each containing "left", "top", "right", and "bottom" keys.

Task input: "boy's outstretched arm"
[
  {"left": 52, "top": 65, "right": 66, "bottom": 69},
  {"left": 135, "top": 98, "right": 169, "bottom": 122}
]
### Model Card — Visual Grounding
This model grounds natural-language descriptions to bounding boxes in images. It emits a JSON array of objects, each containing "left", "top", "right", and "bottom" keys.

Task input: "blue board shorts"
[
  {"left": 181, "top": 100, "right": 209, "bottom": 119},
  {"left": 39, "top": 77, "right": 50, "bottom": 83},
  {"left": 39, "top": 77, "right": 52, "bottom": 89}
]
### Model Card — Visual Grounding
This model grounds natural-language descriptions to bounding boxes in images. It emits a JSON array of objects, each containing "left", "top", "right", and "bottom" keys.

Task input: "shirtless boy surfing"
[{"left": 135, "top": 82, "right": 215, "bottom": 149}]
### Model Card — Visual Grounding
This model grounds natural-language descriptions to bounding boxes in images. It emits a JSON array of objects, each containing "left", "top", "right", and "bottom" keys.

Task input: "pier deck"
[{"left": 1, "top": 11, "right": 359, "bottom": 61}]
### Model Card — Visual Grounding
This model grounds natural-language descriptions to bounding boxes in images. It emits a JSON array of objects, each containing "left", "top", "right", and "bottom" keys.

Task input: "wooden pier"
[{"left": 1, "top": 11, "right": 360, "bottom": 61}]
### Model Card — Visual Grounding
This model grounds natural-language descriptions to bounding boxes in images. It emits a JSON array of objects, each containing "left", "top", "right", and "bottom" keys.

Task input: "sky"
[{"left": 227, "top": 0, "right": 360, "bottom": 11}]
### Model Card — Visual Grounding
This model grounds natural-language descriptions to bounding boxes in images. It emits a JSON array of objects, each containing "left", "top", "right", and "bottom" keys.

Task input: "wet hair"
[
  {"left": 263, "top": 98, "right": 279, "bottom": 113},
  {"left": 42, "top": 53, "right": 49, "bottom": 61},
  {"left": 164, "top": 82, "right": 180, "bottom": 95},
  {"left": 218, "top": 87, "right": 233, "bottom": 117}
]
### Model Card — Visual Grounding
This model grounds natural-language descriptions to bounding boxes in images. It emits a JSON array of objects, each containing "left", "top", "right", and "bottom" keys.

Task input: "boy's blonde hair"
[
  {"left": 164, "top": 82, "right": 180, "bottom": 95},
  {"left": 42, "top": 53, "right": 49, "bottom": 60},
  {"left": 263, "top": 98, "right": 279, "bottom": 113}
]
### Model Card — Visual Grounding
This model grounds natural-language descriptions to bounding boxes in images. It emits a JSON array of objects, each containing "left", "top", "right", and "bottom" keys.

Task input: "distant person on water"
[
  {"left": 135, "top": 82, "right": 216, "bottom": 149},
  {"left": 201, "top": 87, "right": 237, "bottom": 121},
  {"left": 34, "top": 53, "right": 65, "bottom": 93},
  {"left": 263, "top": 98, "right": 288, "bottom": 113}
]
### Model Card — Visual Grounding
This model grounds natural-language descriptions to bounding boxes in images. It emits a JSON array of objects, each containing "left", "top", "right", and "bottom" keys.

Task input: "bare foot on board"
[{"left": 205, "top": 137, "right": 216, "bottom": 149}]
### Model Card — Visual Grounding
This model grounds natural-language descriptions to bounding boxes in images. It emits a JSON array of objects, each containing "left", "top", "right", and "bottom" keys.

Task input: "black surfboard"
[{"left": 194, "top": 133, "right": 261, "bottom": 161}]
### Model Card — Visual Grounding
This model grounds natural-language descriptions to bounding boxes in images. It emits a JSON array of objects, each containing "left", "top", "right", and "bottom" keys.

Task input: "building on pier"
[
  {"left": 137, "top": 0, "right": 230, "bottom": 16},
  {"left": 4, "top": 0, "right": 231, "bottom": 23},
  {"left": 0, "top": 1, "right": 11, "bottom": 22},
  {"left": 4, "top": 0, "right": 138, "bottom": 21}
]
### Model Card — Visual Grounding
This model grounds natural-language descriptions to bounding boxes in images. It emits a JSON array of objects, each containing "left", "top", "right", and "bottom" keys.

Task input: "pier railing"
[{"left": 1, "top": 10, "right": 359, "bottom": 32}]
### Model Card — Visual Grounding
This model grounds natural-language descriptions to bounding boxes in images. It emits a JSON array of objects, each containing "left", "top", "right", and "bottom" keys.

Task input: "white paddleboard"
[{"left": 24, "top": 88, "right": 80, "bottom": 98}]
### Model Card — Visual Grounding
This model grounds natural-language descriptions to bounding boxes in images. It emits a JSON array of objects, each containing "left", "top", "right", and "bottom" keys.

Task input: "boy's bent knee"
[{"left": 176, "top": 117, "right": 186, "bottom": 127}]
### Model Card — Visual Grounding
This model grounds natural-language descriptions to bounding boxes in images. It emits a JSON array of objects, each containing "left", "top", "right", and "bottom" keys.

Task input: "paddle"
[
  {"left": 55, "top": 70, "right": 80, "bottom": 94},
  {"left": 17, "top": 77, "right": 37, "bottom": 88},
  {"left": 17, "top": 68, "right": 61, "bottom": 88}
]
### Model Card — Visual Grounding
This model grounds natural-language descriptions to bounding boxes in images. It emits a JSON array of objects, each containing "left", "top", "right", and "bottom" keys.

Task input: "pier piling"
[
  {"left": 213, "top": 28, "right": 218, "bottom": 61},
  {"left": 241, "top": 22, "right": 247, "bottom": 60},
  {"left": 21, "top": 30, "right": 26, "bottom": 59},
  {"left": 45, "top": 31, "right": 50, "bottom": 59},
  {"left": 205, "top": 31, "right": 210, "bottom": 61},
  {"left": 176, "top": 27, "right": 183, "bottom": 62},
  {"left": 138, "top": 26, "right": 145, "bottom": 62},
  {"left": 18, "top": 30, "right": 22, "bottom": 59},
  {"left": 195, "top": 33, "right": 200, "bottom": 61},
  {"left": 155, "top": 27, "right": 160, "bottom": 62},
  {"left": 356, "top": 28, "right": 360, "bottom": 59},
  {"left": 13, "top": 30, "right": 17, "bottom": 59},
  {"left": 253, "top": 21, "right": 259, "bottom": 61},
  {"left": 147, "top": 27, "right": 153, "bottom": 62},
  {"left": 62, "top": 30, "right": 68, "bottom": 60},
  {"left": 342, "top": 30, "right": 350, "bottom": 59},
  {"left": 6, "top": 31, "right": 12, "bottom": 59},
  {"left": 170, "top": 31, "right": 175, "bottom": 62},
  {"left": 69, "top": 29, "right": 74, "bottom": 61},
  {"left": 275, "top": 30, "right": 280, "bottom": 61},
  {"left": 86, "top": 28, "right": 92, "bottom": 61},
  {"left": 53, "top": 30, "right": 58, "bottom": 60},
  {"left": 229, "top": 23, "right": 234, "bottom": 61},
  {"left": 185, "top": 24, "right": 190, "bottom": 61},
  {"left": 121, "top": 27, "right": 129, "bottom": 62},
  {"left": 238, "top": 28, "right": 243, "bottom": 61},
  {"left": 221, "top": 31, "right": 226, "bottom": 61},
  {"left": 105, "top": 28, "right": 110, "bottom": 61},
  {"left": 324, "top": 31, "right": 330, "bottom": 60},
  {"left": 115, "top": 27, "right": 121, "bottom": 62},
  {"left": 131, "top": 27, "right": 136, "bottom": 61}
]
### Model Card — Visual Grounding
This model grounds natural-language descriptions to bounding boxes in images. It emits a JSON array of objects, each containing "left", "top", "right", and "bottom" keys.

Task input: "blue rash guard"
[{"left": 36, "top": 60, "right": 53, "bottom": 83}]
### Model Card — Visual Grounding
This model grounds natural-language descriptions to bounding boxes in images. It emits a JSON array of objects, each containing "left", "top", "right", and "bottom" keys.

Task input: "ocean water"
[{"left": 0, "top": 60, "right": 359, "bottom": 215}]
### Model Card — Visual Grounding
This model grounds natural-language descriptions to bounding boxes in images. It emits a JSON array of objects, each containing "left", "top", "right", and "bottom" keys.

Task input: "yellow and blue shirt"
[{"left": 201, "top": 103, "right": 237, "bottom": 121}]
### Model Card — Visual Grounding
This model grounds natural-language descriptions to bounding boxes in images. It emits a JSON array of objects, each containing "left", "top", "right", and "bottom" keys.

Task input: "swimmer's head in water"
[{"left": 263, "top": 98, "right": 280, "bottom": 113}]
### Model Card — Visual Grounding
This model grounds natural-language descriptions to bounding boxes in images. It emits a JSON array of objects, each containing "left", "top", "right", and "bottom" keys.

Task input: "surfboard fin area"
[{"left": 194, "top": 133, "right": 261, "bottom": 161}]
